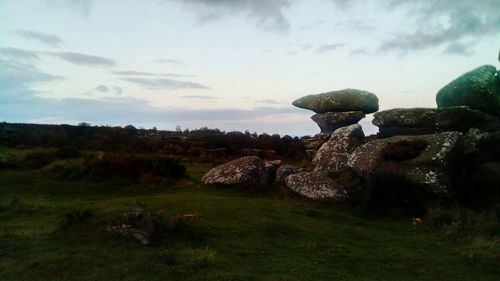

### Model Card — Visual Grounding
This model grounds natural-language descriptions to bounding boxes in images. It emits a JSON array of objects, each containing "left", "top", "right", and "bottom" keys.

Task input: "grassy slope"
[{"left": 0, "top": 159, "right": 498, "bottom": 280}]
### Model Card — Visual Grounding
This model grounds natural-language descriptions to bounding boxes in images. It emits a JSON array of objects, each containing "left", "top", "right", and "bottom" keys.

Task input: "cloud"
[
  {"left": 0, "top": 47, "right": 40, "bottom": 61},
  {"left": 376, "top": 0, "right": 500, "bottom": 55},
  {"left": 0, "top": 47, "right": 116, "bottom": 67},
  {"left": 181, "top": 95, "right": 220, "bottom": 100},
  {"left": 112, "top": 70, "right": 193, "bottom": 78},
  {"left": 154, "top": 59, "right": 183, "bottom": 65},
  {"left": 258, "top": 99, "right": 285, "bottom": 104},
  {"left": 14, "top": 30, "right": 63, "bottom": 48},
  {"left": 95, "top": 85, "right": 109, "bottom": 92},
  {"left": 0, "top": 58, "right": 63, "bottom": 91},
  {"left": 171, "top": 0, "right": 292, "bottom": 32},
  {"left": 315, "top": 43, "right": 345, "bottom": 53},
  {"left": 120, "top": 77, "right": 210, "bottom": 90},
  {"left": 45, "top": 52, "right": 116, "bottom": 66}
]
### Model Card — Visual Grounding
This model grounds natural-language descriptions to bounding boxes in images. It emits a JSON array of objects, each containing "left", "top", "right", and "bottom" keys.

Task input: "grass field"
[{"left": 0, "top": 148, "right": 499, "bottom": 280}]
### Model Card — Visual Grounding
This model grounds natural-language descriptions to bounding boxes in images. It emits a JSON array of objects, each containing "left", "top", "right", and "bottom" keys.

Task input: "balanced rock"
[
  {"left": 348, "top": 132, "right": 463, "bottom": 195},
  {"left": 285, "top": 172, "right": 348, "bottom": 201},
  {"left": 292, "top": 89, "right": 379, "bottom": 114},
  {"left": 311, "top": 111, "right": 365, "bottom": 133},
  {"left": 373, "top": 107, "right": 499, "bottom": 137},
  {"left": 313, "top": 124, "right": 365, "bottom": 173},
  {"left": 436, "top": 65, "right": 500, "bottom": 117},
  {"left": 202, "top": 156, "right": 270, "bottom": 186}
]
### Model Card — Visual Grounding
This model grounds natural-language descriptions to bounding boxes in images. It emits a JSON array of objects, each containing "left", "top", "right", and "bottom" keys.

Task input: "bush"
[
  {"left": 17, "top": 149, "right": 58, "bottom": 169},
  {"left": 42, "top": 159, "right": 89, "bottom": 180},
  {"left": 152, "top": 157, "right": 186, "bottom": 179},
  {"left": 56, "top": 146, "right": 81, "bottom": 159},
  {"left": 359, "top": 172, "right": 426, "bottom": 217}
]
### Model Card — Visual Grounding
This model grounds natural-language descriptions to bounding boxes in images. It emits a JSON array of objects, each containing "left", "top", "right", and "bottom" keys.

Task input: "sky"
[{"left": 1, "top": 0, "right": 499, "bottom": 136}]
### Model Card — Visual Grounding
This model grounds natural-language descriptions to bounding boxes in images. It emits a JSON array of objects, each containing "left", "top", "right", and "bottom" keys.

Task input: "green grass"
[{"left": 0, "top": 153, "right": 498, "bottom": 280}]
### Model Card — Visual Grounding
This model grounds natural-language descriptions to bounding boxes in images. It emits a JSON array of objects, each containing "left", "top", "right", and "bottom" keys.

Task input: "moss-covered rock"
[
  {"left": 436, "top": 65, "right": 500, "bottom": 117},
  {"left": 373, "top": 106, "right": 499, "bottom": 137},
  {"left": 292, "top": 89, "right": 379, "bottom": 113}
]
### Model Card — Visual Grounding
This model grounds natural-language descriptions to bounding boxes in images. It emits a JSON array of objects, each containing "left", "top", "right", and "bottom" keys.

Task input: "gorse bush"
[{"left": 17, "top": 149, "right": 58, "bottom": 169}]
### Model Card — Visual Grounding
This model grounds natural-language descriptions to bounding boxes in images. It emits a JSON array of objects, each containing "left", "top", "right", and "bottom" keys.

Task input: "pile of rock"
[{"left": 201, "top": 64, "right": 500, "bottom": 204}]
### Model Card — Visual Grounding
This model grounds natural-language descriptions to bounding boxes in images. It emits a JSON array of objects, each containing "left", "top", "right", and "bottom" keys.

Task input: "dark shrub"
[
  {"left": 56, "top": 146, "right": 81, "bottom": 159},
  {"left": 17, "top": 149, "right": 57, "bottom": 169},
  {"left": 359, "top": 172, "right": 426, "bottom": 217},
  {"left": 382, "top": 139, "right": 427, "bottom": 162},
  {"left": 152, "top": 157, "right": 186, "bottom": 179},
  {"left": 89, "top": 154, "right": 141, "bottom": 181}
]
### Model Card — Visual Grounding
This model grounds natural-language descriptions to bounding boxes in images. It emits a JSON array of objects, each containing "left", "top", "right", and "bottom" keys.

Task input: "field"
[{"left": 0, "top": 146, "right": 499, "bottom": 281}]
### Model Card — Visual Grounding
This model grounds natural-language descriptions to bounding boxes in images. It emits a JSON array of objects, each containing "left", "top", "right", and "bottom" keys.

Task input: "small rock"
[
  {"left": 285, "top": 172, "right": 348, "bottom": 201},
  {"left": 105, "top": 210, "right": 163, "bottom": 245}
]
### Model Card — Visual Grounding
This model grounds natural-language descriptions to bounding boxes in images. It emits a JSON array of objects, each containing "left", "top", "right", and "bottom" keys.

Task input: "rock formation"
[
  {"left": 293, "top": 89, "right": 378, "bottom": 133},
  {"left": 313, "top": 124, "right": 365, "bottom": 173},
  {"left": 436, "top": 65, "right": 500, "bottom": 117},
  {"left": 348, "top": 132, "right": 463, "bottom": 195},
  {"left": 373, "top": 106, "right": 499, "bottom": 137}
]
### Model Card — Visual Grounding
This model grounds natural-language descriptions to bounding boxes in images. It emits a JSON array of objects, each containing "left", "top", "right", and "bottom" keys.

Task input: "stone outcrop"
[
  {"left": 373, "top": 106, "right": 499, "bottom": 137},
  {"left": 348, "top": 132, "right": 463, "bottom": 195},
  {"left": 436, "top": 65, "right": 500, "bottom": 117},
  {"left": 202, "top": 156, "right": 270, "bottom": 186},
  {"left": 311, "top": 111, "right": 365, "bottom": 133},
  {"left": 313, "top": 124, "right": 365, "bottom": 173},
  {"left": 292, "top": 89, "right": 379, "bottom": 114},
  {"left": 285, "top": 172, "right": 348, "bottom": 201}
]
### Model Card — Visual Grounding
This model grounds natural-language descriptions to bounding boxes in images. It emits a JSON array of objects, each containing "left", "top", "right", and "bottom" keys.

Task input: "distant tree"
[{"left": 78, "top": 122, "right": 91, "bottom": 127}]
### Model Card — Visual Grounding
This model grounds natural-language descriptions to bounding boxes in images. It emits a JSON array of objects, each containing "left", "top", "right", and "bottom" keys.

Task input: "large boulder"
[
  {"left": 313, "top": 124, "right": 365, "bottom": 173},
  {"left": 311, "top": 111, "right": 365, "bottom": 133},
  {"left": 202, "top": 156, "right": 269, "bottom": 186},
  {"left": 285, "top": 172, "right": 348, "bottom": 201},
  {"left": 292, "top": 89, "right": 379, "bottom": 114},
  {"left": 373, "top": 107, "right": 499, "bottom": 137},
  {"left": 348, "top": 132, "right": 463, "bottom": 195},
  {"left": 436, "top": 65, "right": 500, "bottom": 117}
]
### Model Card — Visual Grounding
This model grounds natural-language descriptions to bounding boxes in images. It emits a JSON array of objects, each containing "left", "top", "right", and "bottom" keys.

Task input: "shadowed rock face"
[
  {"left": 436, "top": 65, "right": 500, "bottom": 117},
  {"left": 292, "top": 89, "right": 379, "bottom": 114},
  {"left": 373, "top": 106, "right": 500, "bottom": 137},
  {"left": 285, "top": 172, "right": 348, "bottom": 201},
  {"left": 311, "top": 111, "right": 365, "bottom": 133},
  {"left": 313, "top": 124, "right": 365, "bottom": 173},
  {"left": 348, "top": 132, "right": 463, "bottom": 195},
  {"left": 202, "top": 156, "right": 270, "bottom": 186},
  {"left": 275, "top": 164, "right": 303, "bottom": 186}
]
